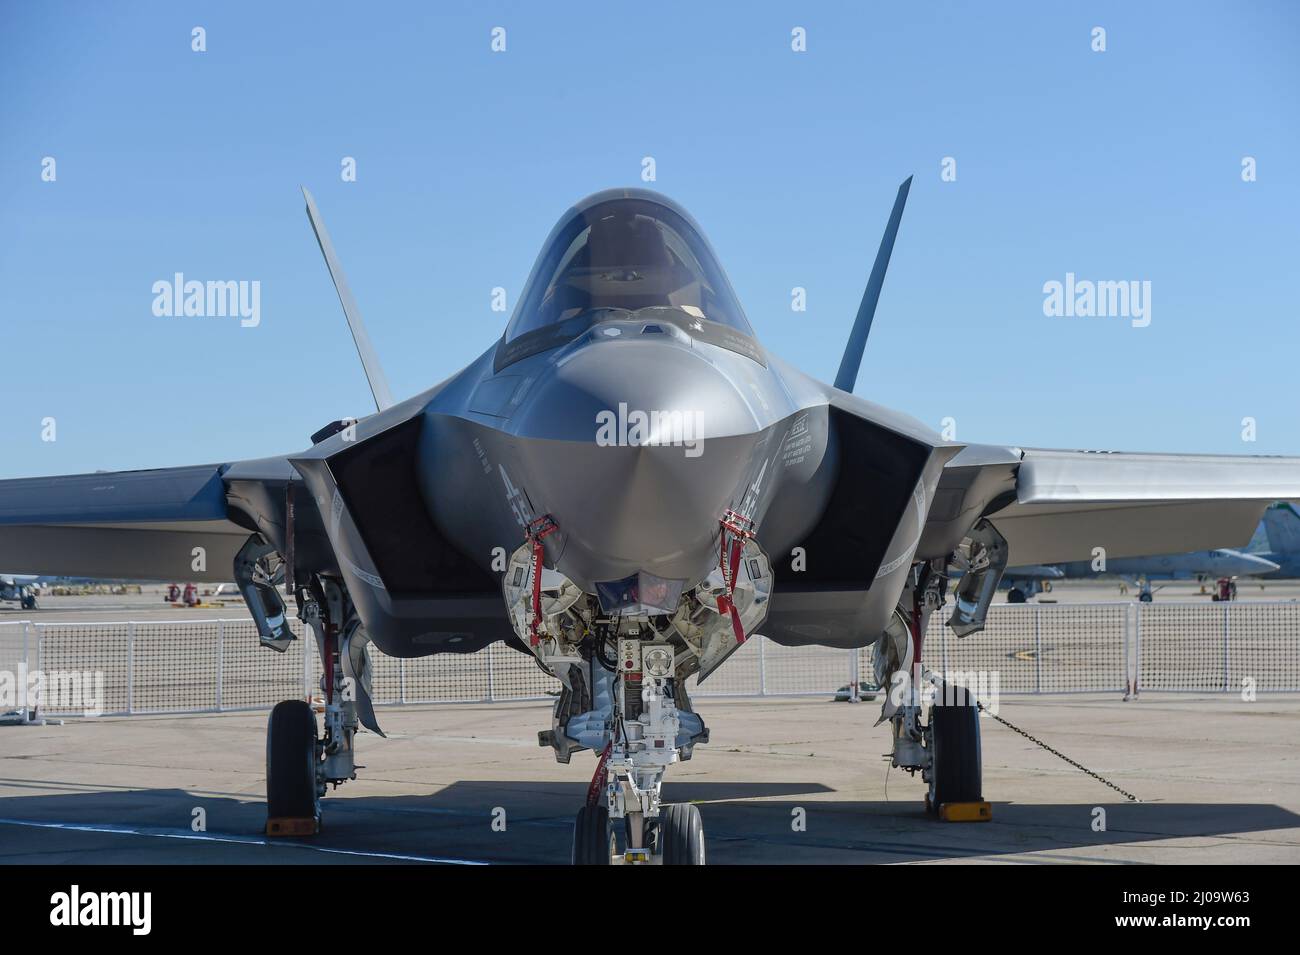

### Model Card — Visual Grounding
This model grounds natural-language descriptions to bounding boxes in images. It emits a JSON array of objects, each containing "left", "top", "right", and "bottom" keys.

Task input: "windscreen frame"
[{"left": 502, "top": 191, "right": 754, "bottom": 347}]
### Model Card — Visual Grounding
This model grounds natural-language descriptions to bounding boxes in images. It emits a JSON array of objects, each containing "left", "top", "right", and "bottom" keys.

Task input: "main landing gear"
[
  {"left": 878, "top": 561, "right": 988, "bottom": 821},
  {"left": 266, "top": 699, "right": 321, "bottom": 834},
  {"left": 925, "top": 685, "right": 983, "bottom": 812},
  {"left": 264, "top": 576, "right": 377, "bottom": 836}
]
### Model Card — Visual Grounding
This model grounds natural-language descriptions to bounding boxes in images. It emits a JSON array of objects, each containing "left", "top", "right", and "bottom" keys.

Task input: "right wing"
[{"left": 0, "top": 459, "right": 300, "bottom": 582}]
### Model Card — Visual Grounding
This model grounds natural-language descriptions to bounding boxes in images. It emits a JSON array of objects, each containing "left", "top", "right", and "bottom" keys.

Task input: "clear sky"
[{"left": 2, "top": 1, "right": 1297, "bottom": 478}]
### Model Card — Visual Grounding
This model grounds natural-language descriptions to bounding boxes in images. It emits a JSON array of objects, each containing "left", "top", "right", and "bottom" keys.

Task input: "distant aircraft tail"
[{"left": 1261, "top": 502, "right": 1300, "bottom": 556}]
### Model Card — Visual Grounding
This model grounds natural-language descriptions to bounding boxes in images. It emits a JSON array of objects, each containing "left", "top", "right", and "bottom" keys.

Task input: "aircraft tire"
[
  {"left": 660, "top": 803, "right": 706, "bottom": 865},
  {"left": 572, "top": 804, "right": 614, "bottom": 865},
  {"left": 927, "top": 685, "right": 982, "bottom": 810},
  {"left": 20, "top": 595, "right": 37, "bottom": 610},
  {"left": 266, "top": 699, "right": 319, "bottom": 823},
  {"left": 1007, "top": 588, "right": 1026, "bottom": 604}
]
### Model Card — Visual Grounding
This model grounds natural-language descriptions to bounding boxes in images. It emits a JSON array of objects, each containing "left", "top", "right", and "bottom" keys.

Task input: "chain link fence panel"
[{"left": 2, "top": 602, "right": 1296, "bottom": 717}]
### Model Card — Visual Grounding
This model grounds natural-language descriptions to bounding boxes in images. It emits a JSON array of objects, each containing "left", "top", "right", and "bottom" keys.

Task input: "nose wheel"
[
  {"left": 659, "top": 803, "right": 706, "bottom": 865},
  {"left": 572, "top": 803, "right": 706, "bottom": 864},
  {"left": 572, "top": 804, "right": 616, "bottom": 865}
]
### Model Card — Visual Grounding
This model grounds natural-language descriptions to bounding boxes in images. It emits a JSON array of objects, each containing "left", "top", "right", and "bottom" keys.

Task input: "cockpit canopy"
[{"left": 503, "top": 190, "right": 752, "bottom": 348}]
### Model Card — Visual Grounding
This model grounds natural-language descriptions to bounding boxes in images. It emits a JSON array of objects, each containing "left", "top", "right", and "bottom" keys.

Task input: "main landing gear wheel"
[
  {"left": 266, "top": 699, "right": 320, "bottom": 832},
  {"left": 1006, "top": 587, "right": 1026, "bottom": 604},
  {"left": 572, "top": 804, "right": 615, "bottom": 865},
  {"left": 660, "top": 803, "right": 706, "bottom": 865},
  {"left": 927, "top": 686, "right": 982, "bottom": 812},
  {"left": 20, "top": 594, "right": 37, "bottom": 610}
]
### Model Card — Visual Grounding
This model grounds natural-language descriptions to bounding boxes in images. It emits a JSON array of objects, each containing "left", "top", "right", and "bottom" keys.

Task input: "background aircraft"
[
  {"left": 1244, "top": 502, "right": 1300, "bottom": 578},
  {"left": 1002, "top": 549, "right": 1279, "bottom": 602},
  {"left": 2, "top": 182, "right": 1299, "bottom": 864},
  {"left": 0, "top": 573, "right": 39, "bottom": 610}
]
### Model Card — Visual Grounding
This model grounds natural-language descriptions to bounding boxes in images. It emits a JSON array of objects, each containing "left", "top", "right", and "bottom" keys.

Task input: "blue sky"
[{"left": 2, "top": 1, "right": 1297, "bottom": 478}]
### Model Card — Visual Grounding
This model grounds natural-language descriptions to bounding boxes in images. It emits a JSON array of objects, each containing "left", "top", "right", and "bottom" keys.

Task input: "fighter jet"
[
  {"left": 3, "top": 180, "right": 1299, "bottom": 863},
  {"left": 1243, "top": 502, "right": 1300, "bottom": 578},
  {"left": 1002, "top": 549, "right": 1280, "bottom": 602}
]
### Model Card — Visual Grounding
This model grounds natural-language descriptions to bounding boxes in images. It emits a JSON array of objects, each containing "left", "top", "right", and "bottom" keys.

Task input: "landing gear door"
[
  {"left": 234, "top": 535, "right": 295, "bottom": 651},
  {"left": 947, "top": 520, "right": 1008, "bottom": 638}
]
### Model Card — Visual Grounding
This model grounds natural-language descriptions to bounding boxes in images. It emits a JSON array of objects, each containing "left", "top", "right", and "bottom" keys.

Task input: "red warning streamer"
[
  {"left": 717, "top": 510, "right": 755, "bottom": 645},
  {"left": 526, "top": 515, "right": 558, "bottom": 647}
]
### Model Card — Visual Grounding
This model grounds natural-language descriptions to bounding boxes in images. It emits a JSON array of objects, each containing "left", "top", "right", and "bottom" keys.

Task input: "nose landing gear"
[
  {"left": 659, "top": 803, "right": 705, "bottom": 865},
  {"left": 570, "top": 801, "right": 705, "bottom": 865},
  {"left": 572, "top": 804, "right": 616, "bottom": 865},
  {"left": 565, "top": 639, "right": 710, "bottom": 865}
]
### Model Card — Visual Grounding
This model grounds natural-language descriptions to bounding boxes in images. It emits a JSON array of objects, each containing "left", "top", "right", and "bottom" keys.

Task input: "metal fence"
[{"left": 2, "top": 602, "right": 1298, "bottom": 717}]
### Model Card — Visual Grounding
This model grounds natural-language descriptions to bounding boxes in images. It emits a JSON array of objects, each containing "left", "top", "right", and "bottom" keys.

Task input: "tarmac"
[
  {"left": 2, "top": 583, "right": 1298, "bottom": 864},
  {"left": 2, "top": 692, "right": 1297, "bottom": 864}
]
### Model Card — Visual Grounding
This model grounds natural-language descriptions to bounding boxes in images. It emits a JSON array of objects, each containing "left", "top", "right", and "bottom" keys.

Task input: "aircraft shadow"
[{"left": 0, "top": 783, "right": 1295, "bottom": 864}]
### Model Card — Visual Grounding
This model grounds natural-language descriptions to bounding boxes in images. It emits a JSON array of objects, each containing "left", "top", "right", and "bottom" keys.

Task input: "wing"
[
  {"left": 0, "top": 190, "right": 444, "bottom": 593},
  {"left": 0, "top": 459, "right": 299, "bottom": 582},
  {"left": 922, "top": 444, "right": 1300, "bottom": 566}
]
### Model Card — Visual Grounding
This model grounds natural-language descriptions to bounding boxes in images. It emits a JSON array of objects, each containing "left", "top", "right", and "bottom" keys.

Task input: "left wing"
[{"left": 923, "top": 445, "right": 1300, "bottom": 566}]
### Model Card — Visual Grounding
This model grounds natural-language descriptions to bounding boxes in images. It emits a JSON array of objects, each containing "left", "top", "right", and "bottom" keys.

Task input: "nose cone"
[
  {"left": 1227, "top": 552, "right": 1280, "bottom": 576},
  {"left": 511, "top": 330, "right": 762, "bottom": 444},
  {"left": 509, "top": 334, "right": 768, "bottom": 590}
]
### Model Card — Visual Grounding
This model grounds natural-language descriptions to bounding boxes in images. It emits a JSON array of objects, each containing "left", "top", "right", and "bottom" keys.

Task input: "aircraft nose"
[
  {"left": 510, "top": 330, "right": 762, "bottom": 445},
  {"left": 508, "top": 334, "right": 768, "bottom": 590},
  {"left": 1231, "top": 552, "right": 1280, "bottom": 575}
]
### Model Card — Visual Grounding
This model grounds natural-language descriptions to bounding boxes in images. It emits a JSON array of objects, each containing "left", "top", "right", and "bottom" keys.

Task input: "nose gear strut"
[{"left": 501, "top": 511, "right": 776, "bottom": 864}]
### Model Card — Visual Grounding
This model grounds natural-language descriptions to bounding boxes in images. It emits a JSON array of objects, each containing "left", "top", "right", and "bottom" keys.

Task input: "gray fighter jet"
[
  {"left": 1244, "top": 502, "right": 1300, "bottom": 578},
  {"left": 1002, "top": 549, "right": 1280, "bottom": 602},
  {"left": 3, "top": 180, "right": 1299, "bottom": 863}
]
